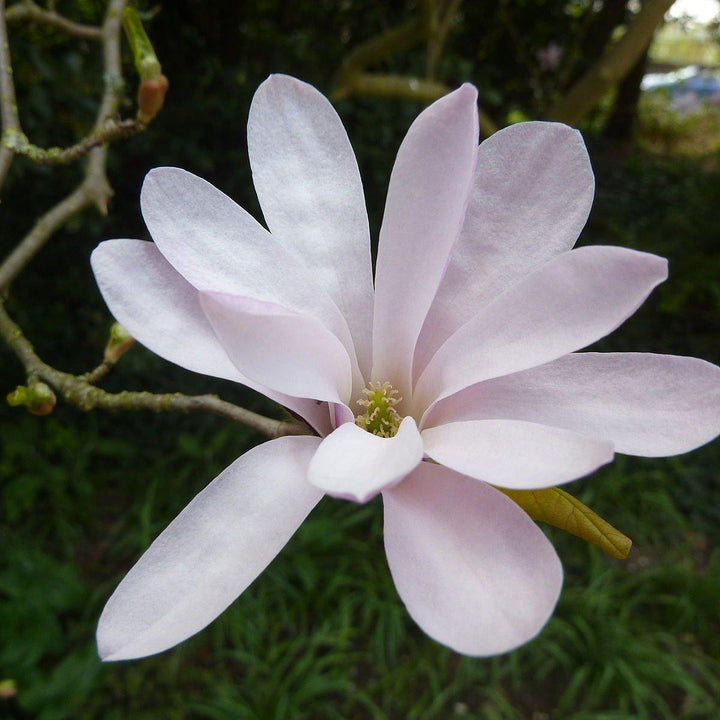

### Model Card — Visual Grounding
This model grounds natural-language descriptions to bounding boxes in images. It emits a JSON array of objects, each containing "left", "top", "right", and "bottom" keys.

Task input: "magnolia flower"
[{"left": 91, "top": 75, "right": 720, "bottom": 662}]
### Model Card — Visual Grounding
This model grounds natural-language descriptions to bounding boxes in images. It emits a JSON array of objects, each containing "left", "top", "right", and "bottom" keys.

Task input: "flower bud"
[
  {"left": 103, "top": 323, "right": 135, "bottom": 364},
  {"left": 122, "top": 7, "right": 168, "bottom": 123},
  {"left": 7, "top": 382, "right": 56, "bottom": 416},
  {"left": 0, "top": 679, "right": 17, "bottom": 699},
  {"left": 137, "top": 74, "right": 169, "bottom": 124}
]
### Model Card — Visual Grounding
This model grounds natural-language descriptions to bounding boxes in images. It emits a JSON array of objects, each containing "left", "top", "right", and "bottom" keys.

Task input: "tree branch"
[
  {"left": 6, "top": 0, "right": 103, "bottom": 40},
  {"left": 0, "top": 176, "right": 106, "bottom": 293},
  {"left": 2, "top": 118, "right": 143, "bottom": 165},
  {"left": 0, "top": 0, "right": 128, "bottom": 292},
  {"left": 0, "top": 1, "right": 309, "bottom": 441},
  {"left": 426, "top": 0, "right": 463, "bottom": 81},
  {"left": 81, "top": 359, "right": 116, "bottom": 385},
  {"left": 334, "top": 19, "right": 427, "bottom": 92},
  {"left": 332, "top": 1, "right": 497, "bottom": 135},
  {"left": 339, "top": 72, "right": 498, "bottom": 137},
  {"left": 0, "top": 0, "right": 22, "bottom": 191},
  {"left": 0, "top": 299, "right": 309, "bottom": 438}
]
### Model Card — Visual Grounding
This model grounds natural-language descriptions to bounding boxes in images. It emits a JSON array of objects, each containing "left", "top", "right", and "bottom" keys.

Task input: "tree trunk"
[
  {"left": 571, "top": 0, "right": 629, "bottom": 83},
  {"left": 604, "top": 45, "right": 650, "bottom": 140},
  {"left": 545, "top": 0, "right": 673, "bottom": 126}
]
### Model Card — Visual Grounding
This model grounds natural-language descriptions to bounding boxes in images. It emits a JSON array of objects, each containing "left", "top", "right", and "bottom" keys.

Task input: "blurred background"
[{"left": 1, "top": 1, "right": 720, "bottom": 718}]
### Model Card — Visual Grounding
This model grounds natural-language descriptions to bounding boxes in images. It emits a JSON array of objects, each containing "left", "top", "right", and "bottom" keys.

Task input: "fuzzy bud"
[
  {"left": 103, "top": 323, "right": 135, "bottom": 364},
  {"left": 123, "top": 7, "right": 168, "bottom": 123},
  {"left": 7, "top": 382, "right": 56, "bottom": 416},
  {"left": 137, "top": 74, "right": 169, "bottom": 124},
  {"left": 0, "top": 679, "right": 17, "bottom": 699}
]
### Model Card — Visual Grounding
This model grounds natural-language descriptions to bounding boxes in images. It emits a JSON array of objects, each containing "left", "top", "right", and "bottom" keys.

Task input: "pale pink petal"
[
  {"left": 422, "top": 420, "right": 614, "bottom": 489},
  {"left": 413, "top": 122, "right": 595, "bottom": 379},
  {"left": 140, "top": 167, "right": 361, "bottom": 380},
  {"left": 383, "top": 462, "right": 563, "bottom": 656},
  {"left": 97, "top": 436, "right": 323, "bottom": 661},
  {"left": 414, "top": 246, "right": 668, "bottom": 416},
  {"left": 307, "top": 417, "right": 423, "bottom": 502},
  {"left": 332, "top": 402, "right": 355, "bottom": 428},
  {"left": 372, "top": 85, "right": 479, "bottom": 397},
  {"left": 248, "top": 75, "right": 374, "bottom": 379},
  {"left": 428, "top": 352, "right": 720, "bottom": 457},
  {"left": 200, "top": 292, "right": 354, "bottom": 405},
  {"left": 91, "top": 239, "right": 330, "bottom": 434}
]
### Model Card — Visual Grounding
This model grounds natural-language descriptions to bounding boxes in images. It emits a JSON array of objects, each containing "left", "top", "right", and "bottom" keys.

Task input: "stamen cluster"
[{"left": 355, "top": 381, "right": 402, "bottom": 437}]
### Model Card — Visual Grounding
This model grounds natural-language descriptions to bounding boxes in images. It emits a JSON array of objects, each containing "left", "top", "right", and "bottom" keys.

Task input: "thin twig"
[
  {"left": 0, "top": 174, "right": 106, "bottom": 294},
  {"left": 0, "top": 0, "right": 311, "bottom": 441},
  {"left": 84, "top": 0, "right": 126, "bottom": 209},
  {"left": 0, "top": 299, "right": 310, "bottom": 439},
  {"left": 334, "top": 19, "right": 425, "bottom": 92},
  {"left": 426, "top": 0, "right": 463, "bottom": 81},
  {"left": 6, "top": 0, "right": 103, "bottom": 40},
  {"left": 0, "top": 0, "right": 126, "bottom": 292},
  {"left": 340, "top": 72, "right": 498, "bottom": 137},
  {"left": 2, "top": 118, "right": 144, "bottom": 165},
  {"left": 0, "top": 0, "right": 22, "bottom": 192},
  {"left": 81, "top": 360, "right": 116, "bottom": 385},
  {"left": 332, "top": 0, "right": 497, "bottom": 135}
]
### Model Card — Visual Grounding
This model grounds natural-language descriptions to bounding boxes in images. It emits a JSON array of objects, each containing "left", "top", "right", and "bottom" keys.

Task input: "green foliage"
[{"left": 638, "top": 91, "right": 720, "bottom": 156}]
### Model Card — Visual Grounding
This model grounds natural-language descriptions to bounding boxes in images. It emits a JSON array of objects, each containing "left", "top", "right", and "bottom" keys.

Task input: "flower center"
[{"left": 355, "top": 381, "right": 402, "bottom": 438}]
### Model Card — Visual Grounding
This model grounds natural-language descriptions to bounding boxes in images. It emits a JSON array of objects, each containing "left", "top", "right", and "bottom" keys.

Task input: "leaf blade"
[{"left": 500, "top": 486, "right": 632, "bottom": 559}]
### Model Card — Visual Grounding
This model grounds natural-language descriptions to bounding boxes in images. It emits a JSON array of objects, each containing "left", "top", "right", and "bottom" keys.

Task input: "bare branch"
[
  {"left": 6, "top": 1, "right": 103, "bottom": 40},
  {"left": 334, "top": 19, "right": 426, "bottom": 90},
  {"left": 0, "top": 0, "right": 22, "bottom": 191},
  {"left": 0, "top": 0, "right": 128, "bottom": 291},
  {"left": 2, "top": 118, "right": 144, "bottom": 165},
  {"left": 339, "top": 72, "right": 498, "bottom": 137},
  {"left": 333, "top": 1, "right": 497, "bottom": 135},
  {"left": 81, "top": 360, "right": 116, "bottom": 385},
  {"left": 0, "top": 1, "right": 305, "bottom": 442},
  {"left": 84, "top": 0, "right": 126, "bottom": 203},
  {"left": 0, "top": 176, "right": 106, "bottom": 293},
  {"left": 0, "top": 299, "right": 310, "bottom": 439},
  {"left": 426, "top": 0, "right": 463, "bottom": 81}
]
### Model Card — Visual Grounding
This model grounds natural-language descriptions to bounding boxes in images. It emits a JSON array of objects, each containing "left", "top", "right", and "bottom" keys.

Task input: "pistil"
[{"left": 355, "top": 381, "right": 402, "bottom": 438}]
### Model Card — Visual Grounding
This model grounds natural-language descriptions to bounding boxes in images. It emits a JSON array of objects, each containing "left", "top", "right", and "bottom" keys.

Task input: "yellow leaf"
[{"left": 499, "top": 487, "right": 632, "bottom": 560}]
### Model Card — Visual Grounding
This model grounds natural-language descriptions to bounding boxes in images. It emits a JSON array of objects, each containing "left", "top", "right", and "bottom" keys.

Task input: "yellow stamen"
[{"left": 355, "top": 381, "right": 402, "bottom": 438}]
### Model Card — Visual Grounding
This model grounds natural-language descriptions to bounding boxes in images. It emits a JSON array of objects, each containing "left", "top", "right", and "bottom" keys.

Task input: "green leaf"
[{"left": 500, "top": 487, "right": 632, "bottom": 559}]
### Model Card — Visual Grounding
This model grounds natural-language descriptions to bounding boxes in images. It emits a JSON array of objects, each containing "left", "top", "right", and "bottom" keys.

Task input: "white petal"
[
  {"left": 372, "top": 85, "right": 479, "bottom": 397},
  {"left": 200, "top": 292, "right": 354, "bottom": 404},
  {"left": 140, "top": 167, "right": 362, "bottom": 382},
  {"left": 414, "top": 246, "right": 668, "bottom": 416},
  {"left": 428, "top": 352, "right": 720, "bottom": 457},
  {"left": 307, "top": 417, "right": 423, "bottom": 502},
  {"left": 248, "top": 75, "right": 374, "bottom": 379},
  {"left": 413, "top": 122, "right": 595, "bottom": 378},
  {"left": 91, "top": 239, "right": 330, "bottom": 433},
  {"left": 383, "top": 462, "right": 563, "bottom": 656},
  {"left": 97, "top": 436, "right": 323, "bottom": 661},
  {"left": 422, "top": 420, "right": 614, "bottom": 489}
]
